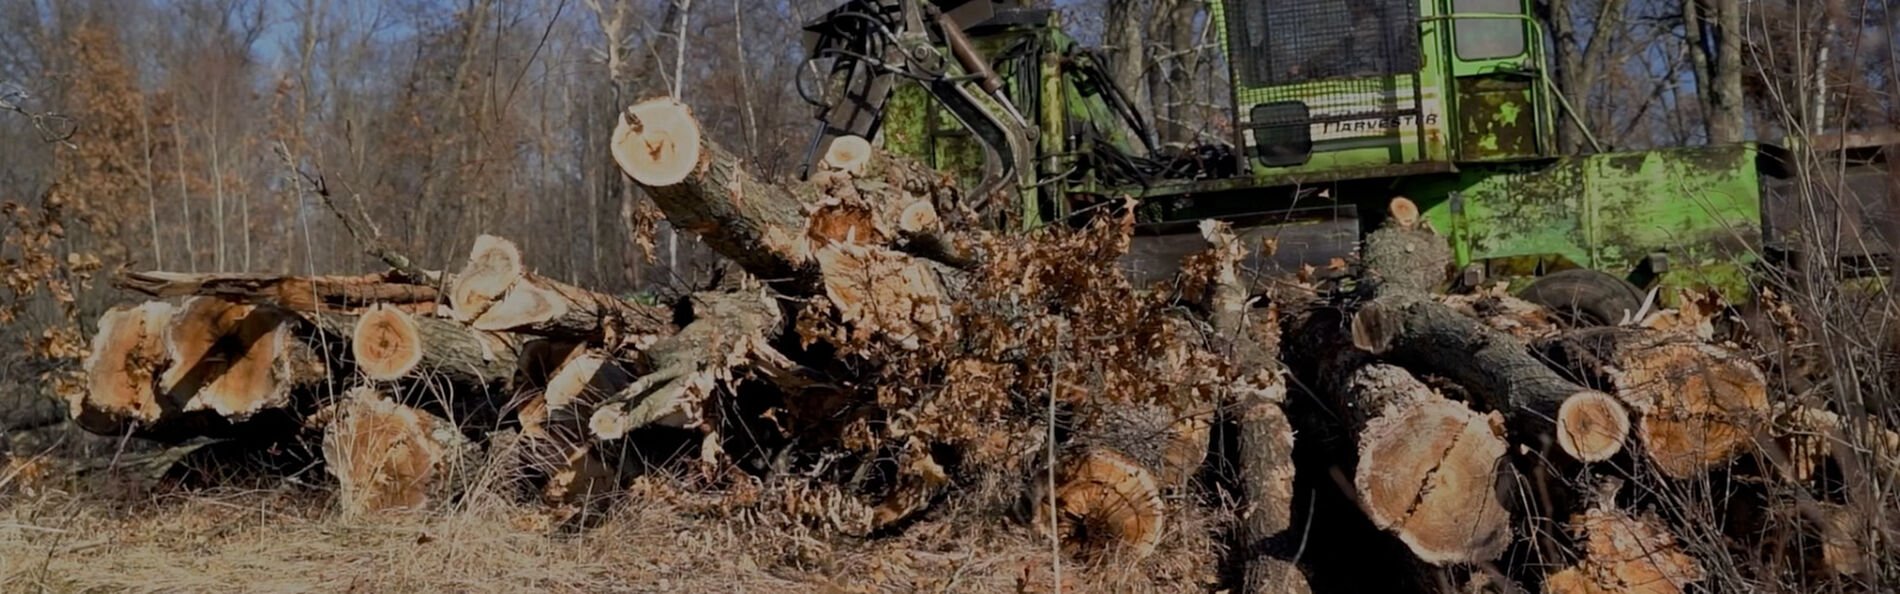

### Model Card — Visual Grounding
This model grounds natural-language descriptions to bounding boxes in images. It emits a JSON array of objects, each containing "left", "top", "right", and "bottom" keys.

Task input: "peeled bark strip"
[
  {"left": 448, "top": 235, "right": 674, "bottom": 341},
  {"left": 117, "top": 270, "right": 438, "bottom": 315},
  {"left": 1543, "top": 492, "right": 1704, "bottom": 594},
  {"left": 74, "top": 301, "right": 176, "bottom": 434},
  {"left": 160, "top": 296, "right": 324, "bottom": 419},
  {"left": 322, "top": 387, "right": 473, "bottom": 516},
  {"left": 1536, "top": 327, "right": 1770, "bottom": 478}
]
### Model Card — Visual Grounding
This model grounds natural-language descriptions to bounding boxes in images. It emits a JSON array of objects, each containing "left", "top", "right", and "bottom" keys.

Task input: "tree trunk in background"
[
  {"left": 1709, "top": 0, "right": 1746, "bottom": 143},
  {"left": 1104, "top": 0, "right": 1149, "bottom": 131},
  {"left": 1156, "top": 0, "right": 1201, "bottom": 144},
  {"left": 1686, "top": 0, "right": 1747, "bottom": 143},
  {"left": 1547, "top": 0, "right": 1627, "bottom": 153}
]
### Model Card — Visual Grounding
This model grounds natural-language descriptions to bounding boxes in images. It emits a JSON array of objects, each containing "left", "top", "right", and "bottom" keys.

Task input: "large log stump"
[
  {"left": 321, "top": 387, "right": 475, "bottom": 516},
  {"left": 74, "top": 301, "right": 176, "bottom": 434}
]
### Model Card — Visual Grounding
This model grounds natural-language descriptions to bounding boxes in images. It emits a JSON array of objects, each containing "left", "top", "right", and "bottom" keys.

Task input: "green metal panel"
[{"left": 1403, "top": 144, "right": 1764, "bottom": 298}]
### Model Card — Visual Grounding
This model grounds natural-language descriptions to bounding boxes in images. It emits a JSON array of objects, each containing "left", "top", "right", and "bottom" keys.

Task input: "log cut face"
[
  {"left": 1355, "top": 377, "right": 1513, "bottom": 565},
  {"left": 159, "top": 297, "right": 312, "bottom": 419},
  {"left": 352, "top": 304, "right": 424, "bottom": 381},
  {"left": 1537, "top": 328, "right": 1770, "bottom": 478},
  {"left": 1543, "top": 505, "right": 1704, "bottom": 594},
  {"left": 813, "top": 243, "right": 955, "bottom": 351},
  {"left": 1035, "top": 448, "right": 1166, "bottom": 562},
  {"left": 75, "top": 301, "right": 176, "bottom": 433},
  {"left": 1292, "top": 305, "right": 1514, "bottom": 565},
  {"left": 322, "top": 388, "right": 473, "bottom": 515}
]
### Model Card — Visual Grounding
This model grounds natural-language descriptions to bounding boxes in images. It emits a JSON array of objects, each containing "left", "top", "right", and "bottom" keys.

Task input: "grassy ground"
[{"left": 0, "top": 443, "right": 1221, "bottom": 594}]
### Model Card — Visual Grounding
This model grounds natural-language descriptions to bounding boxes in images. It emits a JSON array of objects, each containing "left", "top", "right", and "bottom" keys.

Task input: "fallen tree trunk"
[
  {"left": 1282, "top": 203, "right": 1513, "bottom": 567},
  {"left": 116, "top": 270, "right": 439, "bottom": 315}
]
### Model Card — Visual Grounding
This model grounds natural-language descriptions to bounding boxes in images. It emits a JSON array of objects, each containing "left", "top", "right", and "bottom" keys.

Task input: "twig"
[{"left": 273, "top": 142, "right": 432, "bottom": 285}]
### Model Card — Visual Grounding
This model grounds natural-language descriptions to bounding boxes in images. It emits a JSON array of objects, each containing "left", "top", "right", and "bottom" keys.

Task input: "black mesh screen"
[{"left": 1226, "top": 0, "right": 1422, "bottom": 87}]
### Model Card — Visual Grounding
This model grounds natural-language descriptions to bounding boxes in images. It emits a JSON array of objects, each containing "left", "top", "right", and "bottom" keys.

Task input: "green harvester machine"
[{"left": 798, "top": 0, "right": 1898, "bottom": 324}]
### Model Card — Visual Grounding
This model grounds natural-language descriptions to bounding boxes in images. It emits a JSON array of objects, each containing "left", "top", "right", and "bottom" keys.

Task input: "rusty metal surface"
[{"left": 1453, "top": 77, "right": 1538, "bottom": 160}]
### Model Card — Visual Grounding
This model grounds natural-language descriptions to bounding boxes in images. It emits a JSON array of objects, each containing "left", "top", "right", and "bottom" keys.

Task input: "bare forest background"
[{"left": 1, "top": 0, "right": 1896, "bottom": 426}]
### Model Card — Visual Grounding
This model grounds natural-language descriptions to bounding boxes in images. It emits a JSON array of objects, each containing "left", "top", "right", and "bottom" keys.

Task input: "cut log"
[
  {"left": 116, "top": 270, "right": 438, "bottom": 315},
  {"left": 821, "top": 134, "right": 872, "bottom": 175},
  {"left": 326, "top": 305, "right": 521, "bottom": 386},
  {"left": 614, "top": 97, "right": 972, "bottom": 296},
  {"left": 1289, "top": 304, "right": 1513, "bottom": 565},
  {"left": 1542, "top": 492, "right": 1704, "bottom": 594},
  {"left": 1535, "top": 327, "right": 1770, "bottom": 478},
  {"left": 1352, "top": 294, "right": 1629, "bottom": 462},
  {"left": 612, "top": 97, "right": 704, "bottom": 186},
  {"left": 447, "top": 235, "right": 674, "bottom": 341},
  {"left": 321, "top": 387, "right": 473, "bottom": 516},
  {"left": 1198, "top": 221, "right": 1310, "bottom": 592},
  {"left": 159, "top": 297, "right": 325, "bottom": 419},
  {"left": 1033, "top": 447, "right": 1165, "bottom": 561},
  {"left": 352, "top": 304, "right": 423, "bottom": 381},
  {"left": 1350, "top": 198, "right": 1626, "bottom": 463},
  {"left": 74, "top": 301, "right": 176, "bottom": 434}
]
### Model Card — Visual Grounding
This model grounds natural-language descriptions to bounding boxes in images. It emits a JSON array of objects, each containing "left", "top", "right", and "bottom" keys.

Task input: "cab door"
[{"left": 1443, "top": 0, "right": 1555, "bottom": 161}]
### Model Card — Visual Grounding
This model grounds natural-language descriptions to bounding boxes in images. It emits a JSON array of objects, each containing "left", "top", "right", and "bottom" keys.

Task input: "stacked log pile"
[{"left": 66, "top": 98, "right": 1893, "bottom": 592}]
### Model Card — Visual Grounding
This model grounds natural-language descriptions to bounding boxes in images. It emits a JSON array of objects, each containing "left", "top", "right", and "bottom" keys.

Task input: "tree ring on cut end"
[{"left": 612, "top": 98, "right": 701, "bottom": 186}]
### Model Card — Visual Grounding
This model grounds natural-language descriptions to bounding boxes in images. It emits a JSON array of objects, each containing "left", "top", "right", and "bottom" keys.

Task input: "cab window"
[{"left": 1452, "top": 0, "right": 1526, "bottom": 61}]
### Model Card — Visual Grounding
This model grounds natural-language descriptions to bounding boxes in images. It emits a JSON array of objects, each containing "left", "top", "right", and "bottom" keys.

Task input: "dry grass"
[{"left": 0, "top": 453, "right": 1223, "bottom": 594}]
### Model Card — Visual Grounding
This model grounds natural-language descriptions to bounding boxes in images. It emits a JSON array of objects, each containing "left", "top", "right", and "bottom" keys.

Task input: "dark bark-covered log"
[
  {"left": 1352, "top": 294, "right": 1630, "bottom": 463},
  {"left": 116, "top": 270, "right": 439, "bottom": 315},
  {"left": 447, "top": 234, "right": 675, "bottom": 341},
  {"left": 1534, "top": 327, "right": 1770, "bottom": 478},
  {"left": 1198, "top": 221, "right": 1310, "bottom": 593},
  {"left": 321, "top": 387, "right": 475, "bottom": 516}
]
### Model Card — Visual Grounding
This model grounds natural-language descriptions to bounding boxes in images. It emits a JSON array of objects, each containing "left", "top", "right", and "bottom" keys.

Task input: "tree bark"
[
  {"left": 1352, "top": 200, "right": 1628, "bottom": 463},
  {"left": 116, "top": 270, "right": 441, "bottom": 315},
  {"left": 1199, "top": 222, "right": 1310, "bottom": 593}
]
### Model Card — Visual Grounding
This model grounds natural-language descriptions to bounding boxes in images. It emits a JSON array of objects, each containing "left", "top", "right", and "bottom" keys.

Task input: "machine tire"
[{"left": 1517, "top": 269, "right": 1646, "bottom": 327}]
